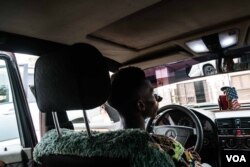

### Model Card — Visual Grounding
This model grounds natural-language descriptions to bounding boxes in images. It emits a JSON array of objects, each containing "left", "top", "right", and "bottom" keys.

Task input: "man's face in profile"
[{"left": 139, "top": 80, "right": 159, "bottom": 118}]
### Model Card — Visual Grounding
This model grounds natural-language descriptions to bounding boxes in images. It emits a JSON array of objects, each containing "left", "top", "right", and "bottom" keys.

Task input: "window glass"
[
  {"left": 144, "top": 58, "right": 250, "bottom": 107},
  {"left": 231, "top": 73, "right": 250, "bottom": 103},
  {"left": 15, "top": 53, "right": 40, "bottom": 140},
  {"left": 0, "top": 59, "right": 20, "bottom": 147},
  {"left": 67, "top": 107, "right": 115, "bottom": 132}
]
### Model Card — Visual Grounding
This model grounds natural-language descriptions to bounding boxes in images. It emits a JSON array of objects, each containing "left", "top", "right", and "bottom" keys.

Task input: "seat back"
[{"left": 34, "top": 43, "right": 130, "bottom": 166}]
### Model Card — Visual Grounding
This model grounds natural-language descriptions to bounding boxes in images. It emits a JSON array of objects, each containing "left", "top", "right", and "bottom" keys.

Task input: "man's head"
[{"left": 108, "top": 67, "right": 161, "bottom": 119}]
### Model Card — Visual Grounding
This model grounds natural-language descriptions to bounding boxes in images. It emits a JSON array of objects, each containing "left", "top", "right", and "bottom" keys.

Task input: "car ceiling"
[{"left": 1, "top": 0, "right": 250, "bottom": 70}]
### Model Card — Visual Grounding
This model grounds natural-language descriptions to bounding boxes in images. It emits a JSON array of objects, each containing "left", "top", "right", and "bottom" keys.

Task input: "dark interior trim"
[
  {"left": 0, "top": 31, "right": 121, "bottom": 72},
  {"left": 0, "top": 31, "right": 69, "bottom": 55}
]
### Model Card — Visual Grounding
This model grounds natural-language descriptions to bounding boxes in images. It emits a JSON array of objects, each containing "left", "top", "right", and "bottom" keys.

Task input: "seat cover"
[{"left": 33, "top": 129, "right": 175, "bottom": 167}]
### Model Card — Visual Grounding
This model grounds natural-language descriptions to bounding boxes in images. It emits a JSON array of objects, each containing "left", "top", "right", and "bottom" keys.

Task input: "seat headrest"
[{"left": 34, "top": 43, "right": 111, "bottom": 112}]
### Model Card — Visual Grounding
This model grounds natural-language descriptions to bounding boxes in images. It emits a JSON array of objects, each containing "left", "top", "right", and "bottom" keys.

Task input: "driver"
[{"left": 108, "top": 66, "right": 202, "bottom": 167}]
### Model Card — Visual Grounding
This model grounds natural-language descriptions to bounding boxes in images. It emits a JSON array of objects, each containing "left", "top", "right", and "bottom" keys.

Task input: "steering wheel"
[{"left": 146, "top": 104, "right": 203, "bottom": 152}]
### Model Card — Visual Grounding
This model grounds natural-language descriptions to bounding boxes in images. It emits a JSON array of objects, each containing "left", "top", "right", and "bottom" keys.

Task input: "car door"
[{"left": 0, "top": 53, "right": 37, "bottom": 167}]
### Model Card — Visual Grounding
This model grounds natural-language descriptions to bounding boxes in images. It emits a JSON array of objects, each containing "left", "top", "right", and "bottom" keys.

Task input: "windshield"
[{"left": 144, "top": 57, "right": 250, "bottom": 109}]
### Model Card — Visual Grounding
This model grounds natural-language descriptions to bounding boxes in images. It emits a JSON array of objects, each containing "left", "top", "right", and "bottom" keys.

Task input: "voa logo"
[{"left": 226, "top": 155, "right": 246, "bottom": 162}]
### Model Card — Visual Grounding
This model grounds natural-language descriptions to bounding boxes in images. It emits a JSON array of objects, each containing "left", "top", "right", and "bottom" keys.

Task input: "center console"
[{"left": 216, "top": 117, "right": 250, "bottom": 166}]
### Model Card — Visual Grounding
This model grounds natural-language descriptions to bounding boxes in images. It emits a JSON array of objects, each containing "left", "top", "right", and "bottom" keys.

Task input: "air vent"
[
  {"left": 217, "top": 118, "right": 250, "bottom": 129},
  {"left": 240, "top": 118, "right": 250, "bottom": 128},
  {"left": 217, "top": 119, "right": 234, "bottom": 128}
]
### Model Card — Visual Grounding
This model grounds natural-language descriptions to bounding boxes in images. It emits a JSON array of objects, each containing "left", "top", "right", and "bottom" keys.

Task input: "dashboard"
[
  {"left": 214, "top": 110, "right": 250, "bottom": 166},
  {"left": 151, "top": 107, "right": 218, "bottom": 166},
  {"left": 150, "top": 106, "right": 250, "bottom": 167},
  {"left": 216, "top": 117, "right": 250, "bottom": 150}
]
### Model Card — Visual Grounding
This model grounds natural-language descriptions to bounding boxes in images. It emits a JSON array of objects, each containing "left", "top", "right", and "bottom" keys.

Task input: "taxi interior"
[{"left": 1, "top": 0, "right": 250, "bottom": 167}]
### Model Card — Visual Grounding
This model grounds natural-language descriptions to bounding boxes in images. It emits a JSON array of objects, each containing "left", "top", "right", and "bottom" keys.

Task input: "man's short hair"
[{"left": 108, "top": 67, "right": 146, "bottom": 115}]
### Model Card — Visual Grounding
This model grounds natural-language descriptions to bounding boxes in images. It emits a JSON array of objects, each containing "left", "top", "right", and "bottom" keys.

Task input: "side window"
[
  {"left": 15, "top": 53, "right": 40, "bottom": 139},
  {"left": 0, "top": 59, "right": 20, "bottom": 147},
  {"left": 67, "top": 106, "right": 118, "bottom": 132}
]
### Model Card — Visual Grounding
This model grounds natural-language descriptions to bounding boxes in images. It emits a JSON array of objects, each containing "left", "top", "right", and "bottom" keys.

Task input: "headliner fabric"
[
  {"left": 34, "top": 43, "right": 111, "bottom": 112},
  {"left": 33, "top": 129, "right": 175, "bottom": 167}
]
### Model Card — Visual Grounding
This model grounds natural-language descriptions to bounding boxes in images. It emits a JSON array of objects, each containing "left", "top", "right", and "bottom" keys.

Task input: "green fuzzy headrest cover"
[{"left": 33, "top": 129, "right": 175, "bottom": 167}]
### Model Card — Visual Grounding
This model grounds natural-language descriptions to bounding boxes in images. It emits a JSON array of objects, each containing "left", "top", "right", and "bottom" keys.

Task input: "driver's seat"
[{"left": 33, "top": 43, "right": 174, "bottom": 167}]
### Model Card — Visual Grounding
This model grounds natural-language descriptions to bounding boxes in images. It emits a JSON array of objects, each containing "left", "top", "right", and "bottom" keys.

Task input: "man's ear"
[{"left": 137, "top": 100, "right": 145, "bottom": 112}]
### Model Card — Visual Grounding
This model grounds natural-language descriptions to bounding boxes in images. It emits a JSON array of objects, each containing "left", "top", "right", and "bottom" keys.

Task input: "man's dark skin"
[
  {"left": 108, "top": 67, "right": 160, "bottom": 130},
  {"left": 120, "top": 79, "right": 159, "bottom": 129}
]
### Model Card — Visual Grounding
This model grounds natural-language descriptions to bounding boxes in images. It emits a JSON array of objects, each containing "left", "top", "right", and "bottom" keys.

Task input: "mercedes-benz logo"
[{"left": 165, "top": 129, "right": 177, "bottom": 139}]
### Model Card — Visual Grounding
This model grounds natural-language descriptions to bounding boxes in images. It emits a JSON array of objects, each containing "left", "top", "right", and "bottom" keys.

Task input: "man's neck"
[{"left": 121, "top": 112, "right": 145, "bottom": 130}]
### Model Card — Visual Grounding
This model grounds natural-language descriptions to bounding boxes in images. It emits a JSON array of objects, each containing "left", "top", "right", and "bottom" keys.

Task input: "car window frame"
[{"left": 0, "top": 53, "right": 37, "bottom": 148}]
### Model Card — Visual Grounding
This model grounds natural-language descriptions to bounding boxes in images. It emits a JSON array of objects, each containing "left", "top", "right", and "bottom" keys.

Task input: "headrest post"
[
  {"left": 83, "top": 110, "right": 91, "bottom": 137},
  {"left": 52, "top": 112, "right": 61, "bottom": 138}
]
